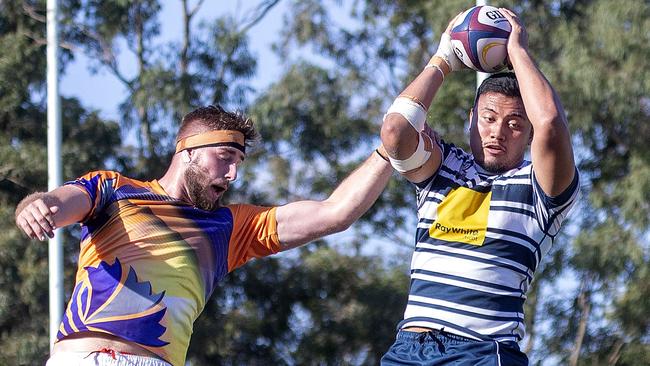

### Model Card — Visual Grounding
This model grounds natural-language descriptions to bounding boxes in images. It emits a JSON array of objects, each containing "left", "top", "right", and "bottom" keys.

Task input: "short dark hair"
[
  {"left": 177, "top": 105, "right": 259, "bottom": 147},
  {"left": 474, "top": 72, "right": 521, "bottom": 108}
]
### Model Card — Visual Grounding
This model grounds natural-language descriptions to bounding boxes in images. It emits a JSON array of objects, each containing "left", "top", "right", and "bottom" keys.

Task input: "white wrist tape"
[
  {"left": 384, "top": 97, "right": 427, "bottom": 132},
  {"left": 388, "top": 132, "right": 432, "bottom": 173},
  {"left": 434, "top": 33, "right": 463, "bottom": 72}
]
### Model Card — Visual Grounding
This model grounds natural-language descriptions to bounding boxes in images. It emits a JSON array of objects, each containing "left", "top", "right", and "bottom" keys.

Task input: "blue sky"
[{"left": 60, "top": 1, "right": 287, "bottom": 120}]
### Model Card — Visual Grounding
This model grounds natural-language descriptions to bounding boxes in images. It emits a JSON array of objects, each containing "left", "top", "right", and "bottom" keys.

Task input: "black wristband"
[{"left": 375, "top": 148, "right": 389, "bottom": 162}]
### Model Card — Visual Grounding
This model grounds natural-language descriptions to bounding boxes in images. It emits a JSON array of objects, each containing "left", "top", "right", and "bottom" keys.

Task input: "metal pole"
[
  {"left": 46, "top": 0, "right": 63, "bottom": 350},
  {"left": 476, "top": 0, "right": 488, "bottom": 88}
]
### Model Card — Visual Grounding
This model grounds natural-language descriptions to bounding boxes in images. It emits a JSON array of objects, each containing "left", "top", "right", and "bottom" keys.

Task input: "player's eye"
[
  {"left": 218, "top": 152, "right": 234, "bottom": 162},
  {"left": 219, "top": 152, "right": 243, "bottom": 166}
]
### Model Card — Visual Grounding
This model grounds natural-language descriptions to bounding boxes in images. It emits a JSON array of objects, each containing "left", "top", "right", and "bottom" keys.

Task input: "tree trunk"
[
  {"left": 180, "top": 0, "right": 199, "bottom": 112},
  {"left": 135, "top": 3, "right": 153, "bottom": 159},
  {"left": 607, "top": 338, "right": 624, "bottom": 366},
  {"left": 524, "top": 280, "right": 540, "bottom": 354},
  {"left": 181, "top": 1, "right": 189, "bottom": 75},
  {"left": 569, "top": 289, "right": 591, "bottom": 366}
]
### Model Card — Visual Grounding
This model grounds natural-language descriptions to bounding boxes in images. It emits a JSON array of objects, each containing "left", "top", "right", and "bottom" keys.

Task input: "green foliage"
[
  {"left": 71, "top": 0, "right": 258, "bottom": 177},
  {"left": 549, "top": 0, "right": 650, "bottom": 230},
  {"left": 0, "top": 205, "right": 49, "bottom": 366},
  {"left": 290, "top": 248, "right": 407, "bottom": 365},
  {"left": 0, "top": 3, "right": 123, "bottom": 363},
  {"left": 571, "top": 219, "right": 640, "bottom": 281},
  {"left": 187, "top": 248, "right": 408, "bottom": 365},
  {"left": 254, "top": 62, "right": 375, "bottom": 161}
]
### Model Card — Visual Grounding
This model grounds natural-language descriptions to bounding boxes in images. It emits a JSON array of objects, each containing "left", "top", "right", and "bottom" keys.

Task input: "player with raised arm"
[
  {"left": 15, "top": 105, "right": 393, "bottom": 366},
  {"left": 379, "top": 8, "right": 579, "bottom": 365}
]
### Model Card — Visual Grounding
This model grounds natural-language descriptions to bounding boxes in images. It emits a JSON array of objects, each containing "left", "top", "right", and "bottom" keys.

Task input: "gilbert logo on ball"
[{"left": 450, "top": 6, "right": 511, "bottom": 73}]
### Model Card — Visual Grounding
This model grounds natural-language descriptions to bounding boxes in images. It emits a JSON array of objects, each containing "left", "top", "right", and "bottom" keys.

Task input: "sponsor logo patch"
[{"left": 429, "top": 187, "right": 491, "bottom": 245}]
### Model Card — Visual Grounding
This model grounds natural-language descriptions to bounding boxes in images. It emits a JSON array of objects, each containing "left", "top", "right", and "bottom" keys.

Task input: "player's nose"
[
  {"left": 490, "top": 121, "right": 508, "bottom": 140},
  {"left": 225, "top": 163, "right": 238, "bottom": 182}
]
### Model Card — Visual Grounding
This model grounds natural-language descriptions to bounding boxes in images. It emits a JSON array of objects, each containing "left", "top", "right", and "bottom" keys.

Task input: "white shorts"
[{"left": 46, "top": 350, "right": 172, "bottom": 366}]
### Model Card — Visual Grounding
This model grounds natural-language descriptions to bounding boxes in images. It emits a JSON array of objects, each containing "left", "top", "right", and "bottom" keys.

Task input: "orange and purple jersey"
[{"left": 57, "top": 170, "right": 281, "bottom": 366}]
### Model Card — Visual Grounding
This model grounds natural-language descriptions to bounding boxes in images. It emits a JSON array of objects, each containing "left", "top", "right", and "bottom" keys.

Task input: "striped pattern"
[{"left": 399, "top": 142, "right": 579, "bottom": 343}]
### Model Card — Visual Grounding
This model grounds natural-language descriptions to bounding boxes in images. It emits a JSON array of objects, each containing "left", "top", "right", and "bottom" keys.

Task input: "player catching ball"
[{"left": 379, "top": 8, "right": 579, "bottom": 365}]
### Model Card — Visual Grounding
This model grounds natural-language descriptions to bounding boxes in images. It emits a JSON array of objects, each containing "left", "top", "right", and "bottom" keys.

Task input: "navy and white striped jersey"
[{"left": 398, "top": 141, "right": 580, "bottom": 343}]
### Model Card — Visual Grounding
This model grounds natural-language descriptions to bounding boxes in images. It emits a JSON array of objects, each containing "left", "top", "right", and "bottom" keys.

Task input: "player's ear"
[
  {"left": 182, "top": 149, "right": 192, "bottom": 163},
  {"left": 468, "top": 108, "right": 475, "bottom": 132}
]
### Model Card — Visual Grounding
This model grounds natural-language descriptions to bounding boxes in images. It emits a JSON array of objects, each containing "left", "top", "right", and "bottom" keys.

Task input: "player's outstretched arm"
[
  {"left": 15, "top": 185, "right": 92, "bottom": 241},
  {"left": 501, "top": 8, "right": 576, "bottom": 196},
  {"left": 274, "top": 151, "right": 392, "bottom": 251},
  {"left": 380, "top": 13, "right": 463, "bottom": 184}
]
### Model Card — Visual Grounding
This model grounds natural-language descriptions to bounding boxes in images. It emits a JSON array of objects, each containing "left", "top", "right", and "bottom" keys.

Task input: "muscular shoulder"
[{"left": 226, "top": 204, "right": 276, "bottom": 223}]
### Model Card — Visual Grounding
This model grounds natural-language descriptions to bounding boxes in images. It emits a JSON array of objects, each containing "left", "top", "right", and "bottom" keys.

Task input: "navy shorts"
[{"left": 380, "top": 329, "right": 529, "bottom": 366}]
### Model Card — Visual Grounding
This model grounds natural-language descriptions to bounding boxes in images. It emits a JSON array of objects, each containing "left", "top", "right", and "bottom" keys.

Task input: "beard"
[
  {"left": 184, "top": 163, "right": 221, "bottom": 211},
  {"left": 481, "top": 159, "right": 511, "bottom": 175},
  {"left": 480, "top": 150, "right": 526, "bottom": 175}
]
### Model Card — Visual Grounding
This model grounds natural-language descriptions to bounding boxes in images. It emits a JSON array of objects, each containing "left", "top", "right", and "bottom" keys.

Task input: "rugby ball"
[{"left": 450, "top": 6, "right": 511, "bottom": 73}]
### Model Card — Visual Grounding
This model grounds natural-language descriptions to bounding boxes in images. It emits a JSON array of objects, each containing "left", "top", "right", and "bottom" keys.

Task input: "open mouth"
[
  {"left": 484, "top": 144, "right": 505, "bottom": 154},
  {"left": 211, "top": 185, "right": 226, "bottom": 194}
]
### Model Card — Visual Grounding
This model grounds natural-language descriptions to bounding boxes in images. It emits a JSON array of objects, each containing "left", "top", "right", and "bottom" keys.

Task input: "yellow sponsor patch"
[{"left": 429, "top": 187, "right": 491, "bottom": 246}]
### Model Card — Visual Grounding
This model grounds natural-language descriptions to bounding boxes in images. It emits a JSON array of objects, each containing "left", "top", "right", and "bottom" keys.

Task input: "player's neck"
[{"left": 158, "top": 158, "right": 188, "bottom": 201}]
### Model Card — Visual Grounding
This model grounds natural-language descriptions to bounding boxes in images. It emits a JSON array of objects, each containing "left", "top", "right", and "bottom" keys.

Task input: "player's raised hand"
[
  {"left": 499, "top": 8, "right": 529, "bottom": 55},
  {"left": 15, "top": 197, "right": 59, "bottom": 241},
  {"left": 432, "top": 12, "right": 467, "bottom": 73}
]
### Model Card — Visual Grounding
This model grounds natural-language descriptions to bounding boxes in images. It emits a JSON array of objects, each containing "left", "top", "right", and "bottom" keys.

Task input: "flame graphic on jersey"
[{"left": 57, "top": 258, "right": 169, "bottom": 347}]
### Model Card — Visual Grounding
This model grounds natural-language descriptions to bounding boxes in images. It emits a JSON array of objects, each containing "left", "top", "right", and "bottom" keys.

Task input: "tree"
[
  {"left": 188, "top": 247, "right": 408, "bottom": 365},
  {"left": 71, "top": 0, "right": 262, "bottom": 178},
  {"left": 0, "top": 2, "right": 121, "bottom": 364}
]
